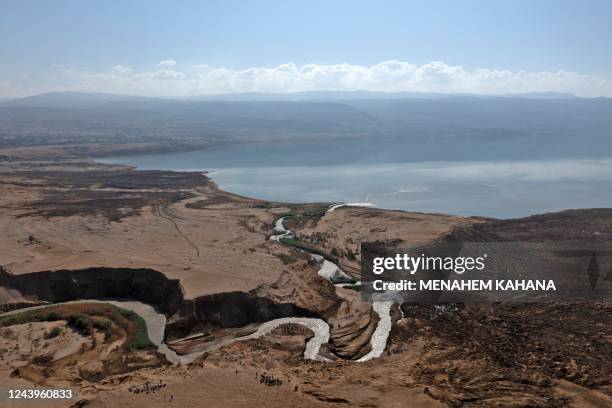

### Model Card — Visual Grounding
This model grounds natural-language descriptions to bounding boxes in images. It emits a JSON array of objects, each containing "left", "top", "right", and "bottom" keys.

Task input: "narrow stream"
[
  {"left": 174, "top": 212, "right": 396, "bottom": 363},
  {"left": 1, "top": 209, "right": 396, "bottom": 365},
  {"left": 266, "top": 213, "right": 395, "bottom": 362}
]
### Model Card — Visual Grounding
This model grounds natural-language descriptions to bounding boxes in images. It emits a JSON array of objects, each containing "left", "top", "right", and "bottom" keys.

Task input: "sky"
[{"left": 1, "top": 0, "right": 612, "bottom": 98}]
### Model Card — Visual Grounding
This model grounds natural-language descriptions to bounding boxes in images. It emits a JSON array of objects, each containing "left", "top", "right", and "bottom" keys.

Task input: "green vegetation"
[
  {"left": 330, "top": 246, "right": 358, "bottom": 262},
  {"left": 67, "top": 314, "right": 94, "bottom": 335},
  {"left": 282, "top": 204, "right": 329, "bottom": 229},
  {"left": 45, "top": 311, "right": 61, "bottom": 321},
  {"left": 92, "top": 317, "right": 113, "bottom": 340},
  {"left": 113, "top": 307, "right": 155, "bottom": 350},
  {"left": 284, "top": 204, "right": 329, "bottom": 218},
  {"left": 279, "top": 237, "right": 338, "bottom": 264},
  {"left": 0, "top": 303, "right": 155, "bottom": 351},
  {"left": 44, "top": 326, "right": 62, "bottom": 339},
  {"left": 330, "top": 276, "right": 358, "bottom": 285},
  {"left": 0, "top": 309, "right": 63, "bottom": 327}
]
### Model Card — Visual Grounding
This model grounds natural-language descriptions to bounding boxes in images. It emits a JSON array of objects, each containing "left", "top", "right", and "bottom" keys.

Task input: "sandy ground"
[
  {"left": 306, "top": 206, "right": 471, "bottom": 244},
  {"left": 1, "top": 158, "right": 610, "bottom": 407},
  {"left": 290, "top": 206, "right": 475, "bottom": 275},
  {"left": 0, "top": 166, "right": 290, "bottom": 299}
]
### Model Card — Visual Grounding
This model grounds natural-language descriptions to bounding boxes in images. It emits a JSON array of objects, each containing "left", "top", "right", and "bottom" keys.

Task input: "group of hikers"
[
  {"left": 257, "top": 371, "right": 283, "bottom": 387},
  {"left": 128, "top": 380, "right": 167, "bottom": 395}
]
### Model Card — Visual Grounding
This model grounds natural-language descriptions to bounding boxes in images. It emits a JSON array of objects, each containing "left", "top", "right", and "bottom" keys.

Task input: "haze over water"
[{"left": 101, "top": 140, "right": 612, "bottom": 219}]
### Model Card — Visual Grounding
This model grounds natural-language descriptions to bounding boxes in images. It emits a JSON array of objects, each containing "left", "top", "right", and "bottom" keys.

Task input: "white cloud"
[
  {"left": 3, "top": 60, "right": 612, "bottom": 97},
  {"left": 157, "top": 59, "right": 177, "bottom": 67},
  {"left": 137, "top": 69, "right": 184, "bottom": 79},
  {"left": 110, "top": 65, "right": 132, "bottom": 75},
  {"left": 187, "top": 61, "right": 611, "bottom": 96}
]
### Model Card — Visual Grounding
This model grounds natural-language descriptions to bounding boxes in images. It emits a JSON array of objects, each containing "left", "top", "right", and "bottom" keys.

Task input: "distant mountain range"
[
  {"left": 1, "top": 90, "right": 581, "bottom": 108},
  {"left": 1, "top": 91, "right": 611, "bottom": 159},
  {"left": 2, "top": 91, "right": 609, "bottom": 131},
  {"left": 0, "top": 92, "right": 157, "bottom": 109},
  {"left": 181, "top": 90, "right": 580, "bottom": 102}
]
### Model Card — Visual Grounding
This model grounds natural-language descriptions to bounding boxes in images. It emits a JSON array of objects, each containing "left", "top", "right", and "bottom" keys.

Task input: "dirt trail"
[{"left": 153, "top": 203, "right": 200, "bottom": 258}]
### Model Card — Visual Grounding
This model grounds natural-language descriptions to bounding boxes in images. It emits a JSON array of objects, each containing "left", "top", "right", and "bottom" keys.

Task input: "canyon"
[{"left": 0, "top": 156, "right": 610, "bottom": 407}]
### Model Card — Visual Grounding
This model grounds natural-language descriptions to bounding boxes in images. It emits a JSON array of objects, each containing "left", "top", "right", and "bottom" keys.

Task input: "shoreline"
[
  {"left": 1, "top": 153, "right": 611, "bottom": 406},
  {"left": 3, "top": 140, "right": 611, "bottom": 220},
  {"left": 92, "top": 147, "right": 612, "bottom": 221}
]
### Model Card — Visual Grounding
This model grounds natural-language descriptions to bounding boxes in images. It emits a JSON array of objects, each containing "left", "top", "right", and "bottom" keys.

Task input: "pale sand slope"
[
  {"left": 0, "top": 186, "right": 289, "bottom": 299},
  {"left": 292, "top": 206, "right": 475, "bottom": 274},
  {"left": 0, "top": 170, "right": 471, "bottom": 300}
]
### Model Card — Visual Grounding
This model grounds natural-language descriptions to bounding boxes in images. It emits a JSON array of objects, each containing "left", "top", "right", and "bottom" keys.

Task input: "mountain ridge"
[{"left": 0, "top": 90, "right": 586, "bottom": 109}]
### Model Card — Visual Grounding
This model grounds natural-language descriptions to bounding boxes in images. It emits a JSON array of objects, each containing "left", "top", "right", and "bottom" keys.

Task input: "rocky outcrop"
[
  {"left": 0, "top": 267, "right": 184, "bottom": 315},
  {"left": 0, "top": 268, "right": 321, "bottom": 342},
  {"left": 326, "top": 290, "right": 379, "bottom": 360},
  {"left": 265, "top": 323, "right": 315, "bottom": 354},
  {"left": 0, "top": 266, "right": 383, "bottom": 361},
  {"left": 165, "top": 291, "right": 316, "bottom": 341}
]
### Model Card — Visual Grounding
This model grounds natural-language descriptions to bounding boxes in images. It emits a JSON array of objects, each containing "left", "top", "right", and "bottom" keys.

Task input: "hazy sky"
[{"left": 2, "top": 0, "right": 612, "bottom": 97}]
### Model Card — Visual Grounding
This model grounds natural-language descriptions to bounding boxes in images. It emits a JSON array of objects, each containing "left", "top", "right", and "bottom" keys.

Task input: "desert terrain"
[{"left": 0, "top": 149, "right": 610, "bottom": 408}]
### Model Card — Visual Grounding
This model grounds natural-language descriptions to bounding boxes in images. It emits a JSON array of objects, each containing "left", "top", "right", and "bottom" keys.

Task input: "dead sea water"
[{"left": 100, "top": 140, "right": 612, "bottom": 219}]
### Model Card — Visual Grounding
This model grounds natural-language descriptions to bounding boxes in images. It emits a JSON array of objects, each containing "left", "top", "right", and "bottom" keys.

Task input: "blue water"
[{"left": 99, "top": 141, "right": 612, "bottom": 219}]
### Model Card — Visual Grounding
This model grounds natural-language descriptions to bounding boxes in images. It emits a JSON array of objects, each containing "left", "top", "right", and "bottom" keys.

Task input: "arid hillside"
[{"left": 0, "top": 156, "right": 610, "bottom": 407}]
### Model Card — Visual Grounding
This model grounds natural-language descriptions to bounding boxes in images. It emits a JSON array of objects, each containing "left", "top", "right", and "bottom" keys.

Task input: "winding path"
[{"left": 154, "top": 203, "right": 201, "bottom": 258}]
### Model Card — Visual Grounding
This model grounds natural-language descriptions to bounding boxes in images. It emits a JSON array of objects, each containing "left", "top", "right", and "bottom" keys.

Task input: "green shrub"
[
  {"left": 44, "top": 326, "right": 62, "bottom": 339},
  {"left": 92, "top": 317, "right": 113, "bottom": 340},
  {"left": 92, "top": 318, "right": 111, "bottom": 331},
  {"left": 0, "top": 310, "right": 40, "bottom": 326},
  {"left": 67, "top": 314, "right": 93, "bottom": 335},
  {"left": 45, "top": 312, "right": 61, "bottom": 321},
  {"left": 0, "top": 309, "right": 62, "bottom": 327},
  {"left": 2, "top": 303, "right": 155, "bottom": 351},
  {"left": 279, "top": 237, "right": 338, "bottom": 264}
]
